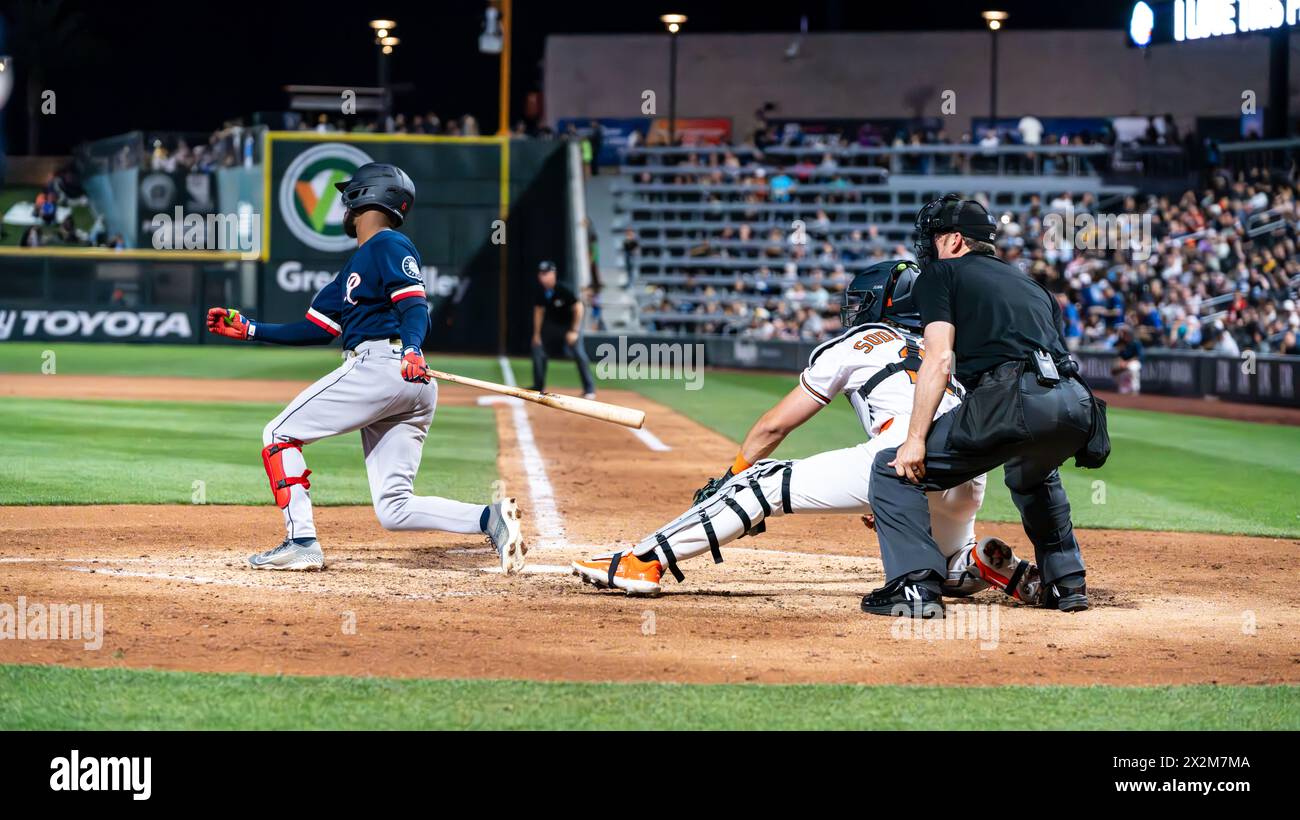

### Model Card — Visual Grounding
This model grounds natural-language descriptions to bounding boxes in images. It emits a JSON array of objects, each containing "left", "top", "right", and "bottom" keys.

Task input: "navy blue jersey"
[{"left": 306, "top": 230, "right": 429, "bottom": 350}]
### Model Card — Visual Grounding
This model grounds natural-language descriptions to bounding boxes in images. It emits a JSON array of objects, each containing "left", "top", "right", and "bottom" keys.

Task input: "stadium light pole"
[
  {"left": 370, "top": 19, "right": 397, "bottom": 131},
  {"left": 981, "top": 11, "right": 1007, "bottom": 133},
  {"left": 660, "top": 14, "right": 686, "bottom": 146},
  {"left": 496, "top": 0, "right": 512, "bottom": 136}
]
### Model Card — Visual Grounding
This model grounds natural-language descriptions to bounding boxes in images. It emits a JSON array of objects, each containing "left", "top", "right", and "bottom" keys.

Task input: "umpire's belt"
[
  {"left": 968, "top": 356, "right": 1077, "bottom": 390},
  {"left": 344, "top": 337, "right": 403, "bottom": 359}
]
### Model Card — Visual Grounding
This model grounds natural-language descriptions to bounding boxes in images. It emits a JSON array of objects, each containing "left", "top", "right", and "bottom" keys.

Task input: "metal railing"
[
  {"left": 1215, "top": 137, "right": 1300, "bottom": 174},
  {"left": 625, "top": 143, "right": 1112, "bottom": 177}
]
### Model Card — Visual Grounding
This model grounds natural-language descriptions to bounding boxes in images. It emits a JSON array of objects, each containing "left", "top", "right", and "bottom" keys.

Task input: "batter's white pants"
[
  {"left": 262, "top": 339, "right": 487, "bottom": 541},
  {"left": 632, "top": 419, "right": 986, "bottom": 573}
]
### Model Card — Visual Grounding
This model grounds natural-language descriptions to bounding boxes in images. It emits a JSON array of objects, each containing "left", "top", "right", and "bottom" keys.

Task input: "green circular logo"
[{"left": 279, "top": 143, "right": 374, "bottom": 252}]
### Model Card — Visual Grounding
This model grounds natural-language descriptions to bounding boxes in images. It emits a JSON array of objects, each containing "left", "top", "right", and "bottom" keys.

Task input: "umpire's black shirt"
[
  {"left": 535, "top": 283, "right": 580, "bottom": 328},
  {"left": 914, "top": 251, "right": 1067, "bottom": 385}
]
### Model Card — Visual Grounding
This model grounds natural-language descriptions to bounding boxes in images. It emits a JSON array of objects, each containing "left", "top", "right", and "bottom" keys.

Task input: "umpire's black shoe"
[
  {"left": 1041, "top": 573, "right": 1089, "bottom": 612},
  {"left": 860, "top": 572, "right": 945, "bottom": 619}
]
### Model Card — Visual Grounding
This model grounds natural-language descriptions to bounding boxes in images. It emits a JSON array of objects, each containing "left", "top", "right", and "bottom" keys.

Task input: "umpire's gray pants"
[{"left": 868, "top": 374, "right": 1093, "bottom": 585}]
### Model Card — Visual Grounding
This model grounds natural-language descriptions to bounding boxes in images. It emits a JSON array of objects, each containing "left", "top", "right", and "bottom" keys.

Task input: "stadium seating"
[{"left": 610, "top": 141, "right": 1300, "bottom": 356}]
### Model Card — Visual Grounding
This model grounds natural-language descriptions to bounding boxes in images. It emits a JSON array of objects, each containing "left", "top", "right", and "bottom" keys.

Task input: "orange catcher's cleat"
[{"left": 572, "top": 550, "right": 663, "bottom": 595}]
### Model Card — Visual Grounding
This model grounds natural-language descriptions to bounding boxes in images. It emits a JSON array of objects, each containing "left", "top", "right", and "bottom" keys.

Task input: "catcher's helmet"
[
  {"left": 334, "top": 162, "right": 416, "bottom": 226},
  {"left": 841, "top": 259, "right": 923, "bottom": 332},
  {"left": 912, "top": 193, "right": 997, "bottom": 266}
]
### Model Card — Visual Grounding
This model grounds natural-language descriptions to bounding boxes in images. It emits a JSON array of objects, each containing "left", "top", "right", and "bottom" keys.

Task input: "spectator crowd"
[{"left": 629, "top": 149, "right": 1300, "bottom": 358}]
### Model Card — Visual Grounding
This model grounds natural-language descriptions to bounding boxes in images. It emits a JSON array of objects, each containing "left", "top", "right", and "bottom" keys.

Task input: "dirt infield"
[
  {"left": 1, "top": 375, "right": 1297, "bottom": 686},
  {"left": 0, "top": 374, "right": 478, "bottom": 407},
  {"left": 1097, "top": 389, "right": 1300, "bottom": 426}
]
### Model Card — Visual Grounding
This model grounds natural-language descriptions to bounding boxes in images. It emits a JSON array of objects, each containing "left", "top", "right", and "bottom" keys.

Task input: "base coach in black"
[
  {"left": 530, "top": 260, "right": 597, "bottom": 398},
  {"left": 864, "top": 194, "right": 1097, "bottom": 618}
]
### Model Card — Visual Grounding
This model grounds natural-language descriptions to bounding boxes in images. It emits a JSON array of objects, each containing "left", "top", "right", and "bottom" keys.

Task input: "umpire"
[
  {"left": 864, "top": 194, "right": 1098, "bottom": 618},
  {"left": 530, "top": 260, "right": 597, "bottom": 398}
]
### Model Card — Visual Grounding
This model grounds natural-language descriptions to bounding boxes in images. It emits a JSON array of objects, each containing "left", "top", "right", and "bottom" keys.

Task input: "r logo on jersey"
[
  {"left": 400, "top": 256, "right": 423, "bottom": 282},
  {"left": 345, "top": 272, "right": 362, "bottom": 305}
]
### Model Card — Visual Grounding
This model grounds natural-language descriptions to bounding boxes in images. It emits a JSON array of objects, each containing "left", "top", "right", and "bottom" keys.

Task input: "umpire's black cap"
[
  {"left": 335, "top": 162, "right": 416, "bottom": 226},
  {"left": 913, "top": 193, "right": 997, "bottom": 264}
]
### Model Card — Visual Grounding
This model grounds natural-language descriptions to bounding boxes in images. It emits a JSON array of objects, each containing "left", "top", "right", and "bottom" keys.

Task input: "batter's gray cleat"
[
  {"left": 248, "top": 538, "right": 325, "bottom": 571},
  {"left": 486, "top": 497, "right": 526, "bottom": 574}
]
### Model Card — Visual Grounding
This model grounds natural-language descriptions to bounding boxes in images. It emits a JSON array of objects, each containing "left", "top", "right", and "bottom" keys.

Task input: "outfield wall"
[
  {"left": 581, "top": 333, "right": 1300, "bottom": 409},
  {"left": 0, "top": 135, "right": 577, "bottom": 353}
]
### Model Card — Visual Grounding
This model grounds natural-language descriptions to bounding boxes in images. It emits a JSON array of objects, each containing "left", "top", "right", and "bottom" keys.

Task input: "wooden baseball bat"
[{"left": 423, "top": 368, "right": 646, "bottom": 429}]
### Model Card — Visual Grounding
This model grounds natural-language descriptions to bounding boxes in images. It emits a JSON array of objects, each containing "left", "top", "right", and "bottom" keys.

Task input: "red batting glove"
[
  {"left": 207, "top": 307, "right": 252, "bottom": 341},
  {"left": 401, "top": 347, "right": 430, "bottom": 383}
]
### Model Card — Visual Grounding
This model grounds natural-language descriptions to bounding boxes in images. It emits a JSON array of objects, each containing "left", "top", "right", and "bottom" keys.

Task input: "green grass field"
[
  {"left": 1, "top": 665, "right": 1295, "bottom": 730},
  {"left": 1, "top": 342, "right": 1296, "bottom": 729},
  {"left": 0, "top": 398, "right": 497, "bottom": 505}
]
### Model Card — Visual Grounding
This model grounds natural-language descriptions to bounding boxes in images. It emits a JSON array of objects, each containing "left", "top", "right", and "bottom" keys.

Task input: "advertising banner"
[
  {"left": 137, "top": 170, "right": 218, "bottom": 248},
  {"left": 555, "top": 117, "right": 651, "bottom": 167},
  {"left": 262, "top": 133, "right": 570, "bottom": 353},
  {"left": 0, "top": 305, "right": 195, "bottom": 343},
  {"left": 647, "top": 118, "right": 732, "bottom": 146}
]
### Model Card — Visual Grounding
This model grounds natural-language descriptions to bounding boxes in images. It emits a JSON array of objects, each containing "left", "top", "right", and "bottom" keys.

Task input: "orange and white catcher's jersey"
[{"left": 798, "top": 323, "right": 964, "bottom": 439}]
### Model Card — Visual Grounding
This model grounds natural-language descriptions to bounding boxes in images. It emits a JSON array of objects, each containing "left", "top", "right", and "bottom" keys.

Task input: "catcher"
[{"left": 572, "top": 260, "right": 1040, "bottom": 617}]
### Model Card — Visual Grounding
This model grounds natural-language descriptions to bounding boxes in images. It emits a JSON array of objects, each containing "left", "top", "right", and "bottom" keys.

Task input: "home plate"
[{"left": 478, "top": 563, "right": 573, "bottom": 574}]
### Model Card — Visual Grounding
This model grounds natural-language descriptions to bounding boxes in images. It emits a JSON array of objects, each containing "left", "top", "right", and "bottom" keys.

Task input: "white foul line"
[
  {"left": 629, "top": 426, "right": 670, "bottom": 451},
  {"left": 478, "top": 563, "right": 573, "bottom": 575},
  {"left": 497, "top": 356, "right": 565, "bottom": 550}
]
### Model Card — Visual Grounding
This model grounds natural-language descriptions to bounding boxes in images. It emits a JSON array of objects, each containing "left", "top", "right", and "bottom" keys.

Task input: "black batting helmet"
[
  {"left": 841, "top": 259, "right": 923, "bottom": 332},
  {"left": 334, "top": 162, "right": 416, "bottom": 226},
  {"left": 912, "top": 193, "right": 997, "bottom": 266}
]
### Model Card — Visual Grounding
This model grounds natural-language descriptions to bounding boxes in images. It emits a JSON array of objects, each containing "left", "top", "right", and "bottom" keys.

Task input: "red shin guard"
[{"left": 262, "top": 440, "right": 311, "bottom": 508}]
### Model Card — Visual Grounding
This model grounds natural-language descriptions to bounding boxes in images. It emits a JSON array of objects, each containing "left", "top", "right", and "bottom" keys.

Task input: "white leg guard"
[
  {"left": 942, "top": 542, "right": 989, "bottom": 597},
  {"left": 631, "top": 459, "right": 795, "bottom": 580}
]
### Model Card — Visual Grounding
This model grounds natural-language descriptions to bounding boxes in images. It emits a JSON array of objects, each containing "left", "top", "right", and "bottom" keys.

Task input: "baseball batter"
[
  {"left": 572, "top": 260, "right": 1040, "bottom": 616},
  {"left": 206, "top": 162, "right": 526, "bottom": 573}
]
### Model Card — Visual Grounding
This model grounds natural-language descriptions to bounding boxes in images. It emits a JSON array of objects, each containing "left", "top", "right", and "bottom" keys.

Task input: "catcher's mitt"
[{"left": 692, "top": 468, "right": 734, "bottom": 506}]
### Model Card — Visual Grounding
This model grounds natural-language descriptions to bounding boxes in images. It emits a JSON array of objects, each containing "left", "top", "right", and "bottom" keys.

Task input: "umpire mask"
[{"left": 912, "top": 193, "right": 998, "bottom": 266}]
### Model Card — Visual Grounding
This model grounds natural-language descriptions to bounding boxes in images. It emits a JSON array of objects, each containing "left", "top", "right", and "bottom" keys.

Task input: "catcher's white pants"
[
  {"left": 632, "top": 418, "right": 986, "bottom": 571},
  {"left": 263, "top": 339, "right": 486, "bottom": 541}
]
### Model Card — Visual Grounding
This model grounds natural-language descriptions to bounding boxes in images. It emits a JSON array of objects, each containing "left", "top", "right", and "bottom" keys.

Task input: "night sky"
[{"left": 1, "top": 0, "right": 1136, "bottom": 154}]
